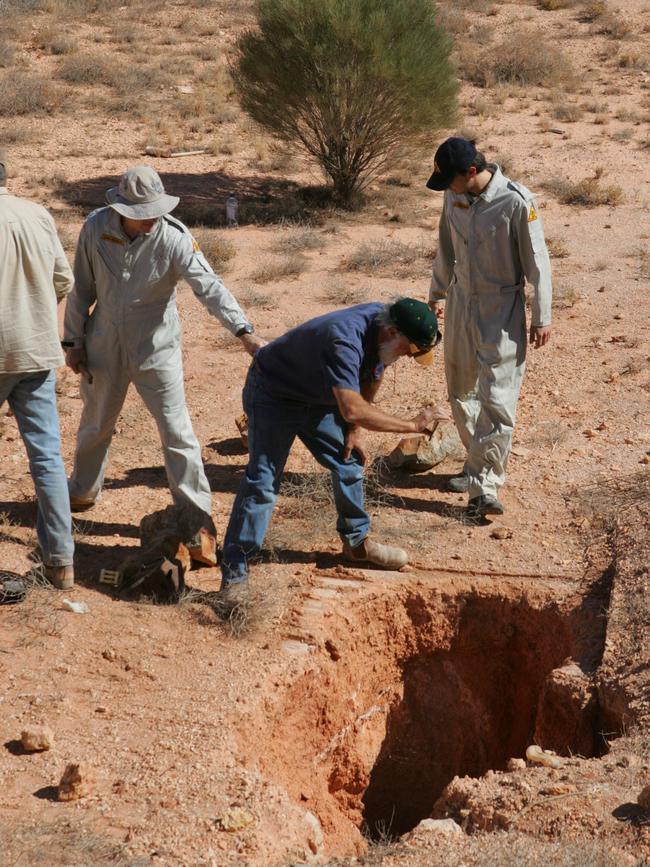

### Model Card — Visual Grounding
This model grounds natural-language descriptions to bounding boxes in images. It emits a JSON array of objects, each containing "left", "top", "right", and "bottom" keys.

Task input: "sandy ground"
[{"left": 1, "top": 0, "right": 650, "bottom": 864}]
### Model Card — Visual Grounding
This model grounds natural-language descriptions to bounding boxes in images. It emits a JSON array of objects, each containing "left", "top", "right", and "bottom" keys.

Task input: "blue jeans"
[
  {"left": 0, "top": 370, "right": 74, "bottom": 567},
  {"left": 220, "top": 366, "right": 370, "bottom": 587}
]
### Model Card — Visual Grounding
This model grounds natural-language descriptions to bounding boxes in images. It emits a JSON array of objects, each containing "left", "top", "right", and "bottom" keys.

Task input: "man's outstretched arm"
[{"left": 333, "top": 386, "right": 449, "bottom": 435}]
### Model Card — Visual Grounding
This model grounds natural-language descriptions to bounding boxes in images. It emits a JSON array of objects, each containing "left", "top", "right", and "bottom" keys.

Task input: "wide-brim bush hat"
[{"left": 106, "top": 165, "right": 179, "bottom": 219}]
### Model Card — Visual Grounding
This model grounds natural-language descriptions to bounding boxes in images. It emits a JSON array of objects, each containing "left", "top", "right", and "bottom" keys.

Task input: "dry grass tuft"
[
  {"left": 546, "top": 237, "right": 570, "bottom": 258},
  {"left": 343, "top": 238, "right": 432, "bottom": 275},
  {"left": 272, "top": 227, "right": 326, "bottom": 254},
  {"left": 252, "top": 254, "right": 307, "bottom": 283},
  {"left": 194, "top": 231, "right": 236, "bottom": 273},
  {"left": 579, "top": 0, "right": 608, "bottom": 21},
  {"left": 552, "top": 284, "right": 581, "bottom": 308},
  {"left": 0, "top": 817, "right": 134, "bottom": 866},
  {"left": 544, "top": 169, "right": 623, "bottom": 207},
  {"left": 241, "top": 289, "right": 277, "bottom": 309},
  {"left": 597, "top": 10, "right": 631, "bottom": 39},
  {"left": 552, "top": 102, "right": 583, "bottom": 122},
  {"left": 180, "top": 585, "right": 278, "bottom": 638},
  {"left": 320, "top": 279, "right": 368, "bottom": 307},
  {"left": 537, "top": 0, "right": 581, "bottom": 8}
]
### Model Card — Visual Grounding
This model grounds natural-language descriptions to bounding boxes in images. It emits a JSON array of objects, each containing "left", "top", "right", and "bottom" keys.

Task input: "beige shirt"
[{"left": 0, "top": 188, "right": 73, "bottom": 373}]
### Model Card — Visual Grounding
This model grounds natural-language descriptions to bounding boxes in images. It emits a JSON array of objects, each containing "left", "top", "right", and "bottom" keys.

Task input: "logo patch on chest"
[{"left": 453, "top": 201, "right": 470, "bottom": 209}]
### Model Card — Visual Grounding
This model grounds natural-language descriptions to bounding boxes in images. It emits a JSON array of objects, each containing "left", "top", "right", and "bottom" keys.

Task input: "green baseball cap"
[{"left": 388, "top": 298, "right": 441, "bottom": 365}]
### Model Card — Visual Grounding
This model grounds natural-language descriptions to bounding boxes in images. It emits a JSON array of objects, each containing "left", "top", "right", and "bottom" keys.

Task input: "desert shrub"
[
  {"left": 0, "top": 40, "right": 15, "bottom": 67},
  {"left": 58, "top": 52, "right": 114, "bottom": 85},
  {"left": 465, "top": 31, "right": 575, "bottom": 89},
  {"left": 0, "top": 73, "right": 59, "bottom": 116},
  {"left": 552, "top": 102, "right": 583, "bottom": 121},
  {"left": 538, "top": 0, "right": 580, "bottom": 8},
  {"left": 544, "top": 169, "right": 623, "bottom": 206},
  {"left": 232, "top": 0, "right": 457, "bottom": 203},
  {"left": 35, "top": 27, "right": 76, "bottom": 54},
  {"left": 579, "top": 0, "right": 608, "bottom": 21},
  {"left": 582, "top": 99, "right": 609, "bottom": 112},
  {"left": 618, "top": 51, "right": 649, "bottom": 71},
  {"left": 597, "top": 10, "right": 631, "bottom": 38}
]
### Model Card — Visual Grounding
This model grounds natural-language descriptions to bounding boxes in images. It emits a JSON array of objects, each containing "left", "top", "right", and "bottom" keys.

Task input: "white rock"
[
  {"left": 304, "top": 810, "right": 324, "bottom": 855},
  {"left": 405, "top": 818, "right": 462, "bottom": 839}
]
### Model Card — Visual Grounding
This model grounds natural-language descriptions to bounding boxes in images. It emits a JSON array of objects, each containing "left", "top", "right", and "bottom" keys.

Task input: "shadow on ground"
[{"left": 55, "top": 170, "right": 335, "bottom": 226}]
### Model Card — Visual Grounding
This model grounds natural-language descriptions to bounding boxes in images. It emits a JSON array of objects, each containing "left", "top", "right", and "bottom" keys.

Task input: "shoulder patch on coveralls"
[
  {"left": 192, "top": 238, "right": 201, "bottom": 252},
  {"left": 162, "top": 215, "right": 187, "bottom": 235},
  {"left": 528, "top": 204, "right": 538, "bottom": 222},
  {"left": 100, "top": 233, "right": 125, "bottom": 246}
]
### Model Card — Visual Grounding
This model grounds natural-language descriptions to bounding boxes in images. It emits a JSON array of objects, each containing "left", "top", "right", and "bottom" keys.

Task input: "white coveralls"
[
  {"left": 429, "top": 165, "right": 552, "bottom": 500},
  {"left": 63, "top": 207, "right": 250, "bottom": 515}
]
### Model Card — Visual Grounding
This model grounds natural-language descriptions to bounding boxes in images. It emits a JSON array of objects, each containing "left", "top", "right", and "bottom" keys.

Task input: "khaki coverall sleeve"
[
  {"left": 173, "top": 233, "right": 249, "bottom": 336},
  {"left": 429, "top": 196, "right": 455, "bottom": 304},
  {"left": 514, "top": 197, "right": 553, "bottom": 327},
  {"left": 63, "top": 222, "right": 97, "bottom": 347},
  {"left": 45, "top": 212, "right": 74, "bottom": 300}
]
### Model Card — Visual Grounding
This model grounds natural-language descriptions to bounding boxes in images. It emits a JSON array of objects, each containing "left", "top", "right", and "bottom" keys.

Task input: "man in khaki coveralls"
[
  {"left": 427, "top": 138, "right": 552, "bottom": 517},
  {"left": 64, "top": 166, "right": 263, "bottom": 521}
]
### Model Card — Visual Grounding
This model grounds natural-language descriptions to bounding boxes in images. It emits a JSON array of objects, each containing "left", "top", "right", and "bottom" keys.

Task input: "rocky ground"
[{"left": 1, "top": 0, "right": 649, "bottom": 864}]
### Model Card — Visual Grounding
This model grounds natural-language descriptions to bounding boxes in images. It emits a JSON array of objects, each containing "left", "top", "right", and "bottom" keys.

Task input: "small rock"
[
  {"left": 58, "top": 763, "right": 94, "bottom": 801},
  {"left": 638, "top": 784, "right": 650, "bottom": 812},
  {"left": 405, "top": 818, "right": 462, "bottom": 839},
  {"left": 641, "top": 455, "right": 650, "bottom": 465},
  {"left": 102, "top": 649, "right": 117, "bottom": 661},
  {"left": 214, "top": 807, "right": 255, "bottom": 832},
  {"left": 304, "top": 810, "right": 324, "bottom": 855},
  {"left": 616, "top": 753, "right": 640, "bottom": 768},
  {"left": 526, "top": 744, "right": 563, "bottom": 769},
  {"left": 507, "top": 758, "right": 526, "bottom": 771},
  {"left": 583, "top": 429, "right": 597, "bottom": 438},
  {"left": 490, "top": 526, "right": 513, "bottom": 540},
  {"left": 21, "top": 725, "right": 54, "bottom": 752},
  {"left": 540, "top": 783, "right": 577, "bottom": 796}
]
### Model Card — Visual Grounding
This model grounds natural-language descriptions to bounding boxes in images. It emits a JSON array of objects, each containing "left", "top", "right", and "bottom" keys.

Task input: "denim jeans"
[
  {"left": 221, "top": 365, "right": 370, "bottom": 587},
  {"left": 0, "top": 370, "right": 74, "bottom": 567}
]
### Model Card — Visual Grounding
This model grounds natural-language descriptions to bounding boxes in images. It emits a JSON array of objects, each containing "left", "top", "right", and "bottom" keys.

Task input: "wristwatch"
[{"left": 235, "top": 324, "right": 255, "bottom": 338}]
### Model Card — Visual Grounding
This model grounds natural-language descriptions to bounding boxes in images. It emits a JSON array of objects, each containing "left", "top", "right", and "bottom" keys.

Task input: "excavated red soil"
[{"left": 240, "top": 573, "right": 612, "bottom": 852}]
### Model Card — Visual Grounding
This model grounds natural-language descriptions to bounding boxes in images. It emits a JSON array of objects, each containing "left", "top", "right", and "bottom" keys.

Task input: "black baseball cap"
[{"left": 426, "top": 137, "right": 477, "bottom": 191}]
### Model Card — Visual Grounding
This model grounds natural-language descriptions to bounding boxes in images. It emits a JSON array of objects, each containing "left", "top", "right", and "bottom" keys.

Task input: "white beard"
[{"left": 378, "top": 336, "right": 403, "bottom": 366}]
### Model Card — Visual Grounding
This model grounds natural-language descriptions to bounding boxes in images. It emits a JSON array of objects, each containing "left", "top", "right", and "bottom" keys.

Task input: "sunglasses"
[{"left": 408, "top": 331, "right": 442, "bottom": 357}]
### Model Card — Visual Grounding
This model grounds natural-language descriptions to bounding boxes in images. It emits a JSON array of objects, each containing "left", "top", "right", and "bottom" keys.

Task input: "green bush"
[{"left": 232, "top": 0, "right": 457, "bottom": 204}]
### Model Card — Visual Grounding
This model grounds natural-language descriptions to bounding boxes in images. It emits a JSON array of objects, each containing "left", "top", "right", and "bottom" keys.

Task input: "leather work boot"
[
  {"left": 446, "top": 473, "right": 469, "bottom": 493},
  {"left": 44, "top": 565, "right": 75, "bottom": 590},
  {"left": 467, "top": 494, "right": 504, "bottom": 518},
  {"left": 70, "top": 496, "right": 95, "bottom": 513},
  {"left": 342, "top": 538, "right": 408, "bottom": 570}
]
